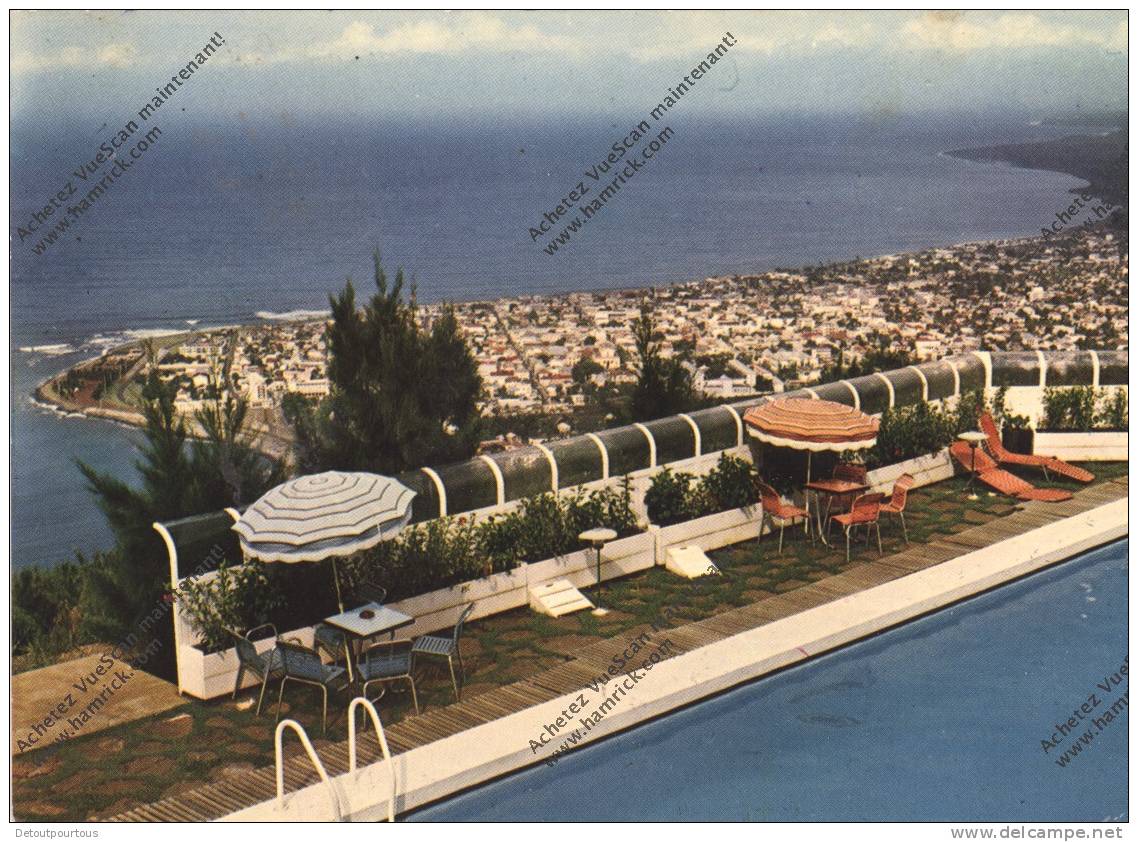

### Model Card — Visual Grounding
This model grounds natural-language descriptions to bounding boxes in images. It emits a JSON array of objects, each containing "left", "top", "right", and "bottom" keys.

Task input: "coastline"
[
  {"left": 28, "top": 222, "right": 1122, "bottom": 449},
  {"left": 946, "top": 128, "right": 1129, "bottom": 208},
  {"left": 28, "top": 124, "right": 1130, "bottom": 431}
]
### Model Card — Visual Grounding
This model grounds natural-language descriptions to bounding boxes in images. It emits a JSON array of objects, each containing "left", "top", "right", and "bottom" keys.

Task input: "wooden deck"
[{"left": 111, "top": 476, "right": 1128, "bottom": 822}]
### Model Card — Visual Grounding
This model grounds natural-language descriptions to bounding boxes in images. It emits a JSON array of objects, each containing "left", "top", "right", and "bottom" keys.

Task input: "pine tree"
[
  {"left": 631, "top": 301, "right": 696, "bottom": 421},
  {"left": 77, "top": 369, "right": 285, "bottom": 657},
  {"left": 294, "top": 252, "right": 483, "bottom": 473}
]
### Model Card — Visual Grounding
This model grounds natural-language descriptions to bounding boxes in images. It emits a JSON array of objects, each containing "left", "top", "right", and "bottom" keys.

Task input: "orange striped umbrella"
[{"left": 744, "top": 398, "right": 878, "bottom": 451}]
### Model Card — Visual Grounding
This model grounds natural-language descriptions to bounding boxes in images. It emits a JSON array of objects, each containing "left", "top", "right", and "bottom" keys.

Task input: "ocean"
[{"left": 11, "top": 112, "right": 1087, "bottom": 570}]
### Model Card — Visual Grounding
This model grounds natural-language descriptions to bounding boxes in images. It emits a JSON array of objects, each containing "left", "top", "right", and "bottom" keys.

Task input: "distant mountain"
[{"left": 948, "top": 128, "right": 1128, "bottom": 208}]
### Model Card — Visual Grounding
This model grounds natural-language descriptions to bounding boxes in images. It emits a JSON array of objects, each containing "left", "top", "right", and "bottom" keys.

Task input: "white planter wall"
[
  {"left": 176, "top": 626, "right": 317, "bottom": 702},
  {"left": 655, "top": 506, "right": 764, "bottom": 563},
  {"left": 175, "top": 531, "right": 658, "bottom": 700},
  {"left": 1033, "top": 431, "right": 1129, "bottom": 462},
  {"left": 865, "top": 448, "right": 954, "bottom": 493}
]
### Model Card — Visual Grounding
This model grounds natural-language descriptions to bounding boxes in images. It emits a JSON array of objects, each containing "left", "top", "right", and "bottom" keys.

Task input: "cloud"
[
  {"left": 96, "top": 43, "right": 137, "bottom": 67},
  {"left": 810, "top": 23, "right": 874, "bottom": 50},
  {"left": 899, "top": 12, "right": 1128, "bottom": 52},
  {"left": 12, "top": 41, "right": 137, "bottom": 72},
  {"left": 232, "top": 13, "right": 583, "bottom": 64},
  {"left": 622, "top": 13, "right": 882, "bottom": 63}
]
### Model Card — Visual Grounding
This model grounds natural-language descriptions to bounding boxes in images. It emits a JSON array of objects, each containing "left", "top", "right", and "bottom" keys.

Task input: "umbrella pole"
[
  {"left": 332, "top": 558, "right": 344, "bottom": 614},
  {"left": 806, "top": 451, "right": 818, "bottom": 543}
]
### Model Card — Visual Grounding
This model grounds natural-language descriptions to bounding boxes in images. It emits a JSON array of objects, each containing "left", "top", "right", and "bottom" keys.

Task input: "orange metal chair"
[
  {"left": 756, "top": 480, "right": 812, "bottom": 555},
  {"left": 880, "top": 473, "right": 915, "bottom": 544},
  {"left": 832, "top": 463, "right": 867, "bottom": 484},
  {"left": 830, "top": 492, "right": 885, "bottom": 563},
  {"left": 829, "top": 462, "right": 868, "bottom": 515}
]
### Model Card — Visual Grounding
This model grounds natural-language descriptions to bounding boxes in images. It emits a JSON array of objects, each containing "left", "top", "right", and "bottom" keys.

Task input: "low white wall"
[
  {"left": 865, "top": 448, "right": 954, "bottom": 493},
  {"left": 176, "top": 530, "right": 658, "bottom": 700},
  {"left": 223, "top": 498, "right": 1128, "bottom": 821},
  {"left": 174, "top": 447, "right": 963, "bottom": 699},
  {"left": 654, "top": 507, "right": 763, "bottom": 563},
  {"left": 1033, "top": 431, "right": 1128, "bottom": 462}
]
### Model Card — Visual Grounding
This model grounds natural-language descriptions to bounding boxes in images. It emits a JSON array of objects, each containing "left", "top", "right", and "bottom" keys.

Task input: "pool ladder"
[{"left": 274, "top": 696, "right": 397, "bottom": 822}]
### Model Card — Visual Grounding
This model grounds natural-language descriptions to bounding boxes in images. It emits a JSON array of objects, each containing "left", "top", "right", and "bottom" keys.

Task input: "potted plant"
[{"left": 992, "top": 386, "right": 1034, "bottom": 455}]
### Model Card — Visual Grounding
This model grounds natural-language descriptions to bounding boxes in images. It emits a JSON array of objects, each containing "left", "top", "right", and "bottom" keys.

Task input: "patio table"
[
  {"left": 805, "top": 479, "right": 869, "bottom": 546},
  {"left": 324, "top": 602, "right": 414, "bottom": 683},
  {"left": 957, "top": 431, "right": 988, "bottom": 492}
]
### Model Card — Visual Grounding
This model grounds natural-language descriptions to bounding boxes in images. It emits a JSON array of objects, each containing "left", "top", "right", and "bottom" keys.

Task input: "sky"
[{"left": 10, "top": 10, "right": 1129, "bottom": 127}]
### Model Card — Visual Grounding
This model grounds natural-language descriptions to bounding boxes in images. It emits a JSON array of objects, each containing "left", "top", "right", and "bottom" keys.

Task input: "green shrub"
[
  {"left": 178, "top": 561, "right": 284, "bottom": 654},
  {"left": 646, "top": 454, "right": 758, "bottom": 525},
  {"left": 869, "top": 401, "right": 956, "bottom": 468},
  {"left": 11, "top": 558, "right": 90, "bottom": 657},
  {"left": 1042, "top": 386, "right": 1098, "bottom": 431},
  {"left": 701, "top": 454, "right": 757, "bottom": 511},
  {"left": 352, "top": 478, "right": 640, "bottom": 599},
  {"left": 1097, "top": 390, "right": 1128, "bottom": 430},
  {"left": 950, "top": 387, "right": 990, "bottom": 435},
  {"left": 644, "top": 468, "right": 693, "bottom": 526}
]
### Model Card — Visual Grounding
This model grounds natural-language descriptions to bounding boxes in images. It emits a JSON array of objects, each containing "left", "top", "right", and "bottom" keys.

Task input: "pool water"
[{"left": 411, "top": 539, "right": 1129, "bottom": 822}]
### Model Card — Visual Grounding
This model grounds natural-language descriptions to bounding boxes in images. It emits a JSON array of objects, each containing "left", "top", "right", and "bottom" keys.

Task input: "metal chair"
[
  {"left": 829, "top": 492, "right": 885, "bottom": 563},
  {"left": 880, "top": 473, "right": 915, "bottom": 544},
  {"left": 829, "top": 462, "right": 868, "bottom": 515},
  {"left": 355, "top": 581, "right": 388, "bottom": 605},
  {"left": 275, "top": 639, "right": 350, "bottom": 734},
  {"left": 357, "top": 640, "right": 419, "bottom": 714},
  {"left": 313, "top": 623, "right": 348, "bottom": 665},
  {"left": 832, "top": 463, "right": 867, "bottom": 484},
  {"left": 412, "top": 604, "right": 474, "bottom": 702},
  {"left": 231, "top": 624, "right": 285, "bottom": 716},
  {"left": 756, "top": 480, "right": 812, "bottom": 555}
]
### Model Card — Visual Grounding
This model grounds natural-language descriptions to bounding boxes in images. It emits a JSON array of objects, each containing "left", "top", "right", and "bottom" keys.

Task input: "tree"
[
  {"left": 820, "top": 336, "right": 917, "bottom": 382},
  {"left": 571, "top": 357, "right": 604, "bottom": 385},
  {"left": 293, "top": 252, "right": 483, "bottom": 473},
  {"left": 630, "top": 302, "right": 696, "bottom": 421},
  {"left": 77, "top": 369, "right": 285, "bottom": 660}
]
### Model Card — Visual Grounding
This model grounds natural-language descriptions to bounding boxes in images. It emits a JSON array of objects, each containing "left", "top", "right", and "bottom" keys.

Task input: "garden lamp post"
[{"left": 579, "top": 527, "right": 617, "bottom": 617}]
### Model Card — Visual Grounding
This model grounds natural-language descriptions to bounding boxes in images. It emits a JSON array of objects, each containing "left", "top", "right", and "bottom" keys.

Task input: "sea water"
[{"left": 10, "top": 112, "right": 1089, "bottom": 569}]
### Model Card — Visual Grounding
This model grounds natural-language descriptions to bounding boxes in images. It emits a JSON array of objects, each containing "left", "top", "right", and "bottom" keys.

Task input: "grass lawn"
[{"left": 12, "top": 462, "right": 1126, "bottom": 821}]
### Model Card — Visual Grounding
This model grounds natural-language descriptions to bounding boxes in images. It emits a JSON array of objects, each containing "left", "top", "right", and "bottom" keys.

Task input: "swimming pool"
[{"left": 411, "top": 539, "right": 1128, "bottom": 822}]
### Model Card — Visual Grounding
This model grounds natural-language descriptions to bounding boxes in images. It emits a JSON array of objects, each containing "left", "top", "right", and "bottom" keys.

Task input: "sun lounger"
[
  {"left": 980, "top": 414, "right": 1094, "bottom": 483},
  {"left": 949, "top": 441, "right": 1073, "bottom": 502}
]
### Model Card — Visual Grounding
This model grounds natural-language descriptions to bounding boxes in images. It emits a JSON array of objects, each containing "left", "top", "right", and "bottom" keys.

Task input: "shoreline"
[
  {"left": 946, "top": 128, "right": 1128, "bottom": 208},
  {"left": 24, "top": 128, "right": 1131, "bottom": 466},
  {"left": 28, "top": 221, "right": 1122, "bottom": 454}
]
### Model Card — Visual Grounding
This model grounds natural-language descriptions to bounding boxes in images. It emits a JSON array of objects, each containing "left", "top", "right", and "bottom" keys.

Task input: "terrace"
[{"left": 12, "top": 350, "right": 1128, "bottom": 821}]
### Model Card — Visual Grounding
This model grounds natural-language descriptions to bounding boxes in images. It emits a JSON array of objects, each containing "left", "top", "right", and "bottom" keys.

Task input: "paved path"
[{"left": 13, "top": 653, "right": 185, "bottom": 756}]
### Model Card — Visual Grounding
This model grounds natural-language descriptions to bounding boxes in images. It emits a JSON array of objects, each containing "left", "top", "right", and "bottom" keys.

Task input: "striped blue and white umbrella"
[{"left": 232, "top": 471, "right": 415, "bottom": 610}]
